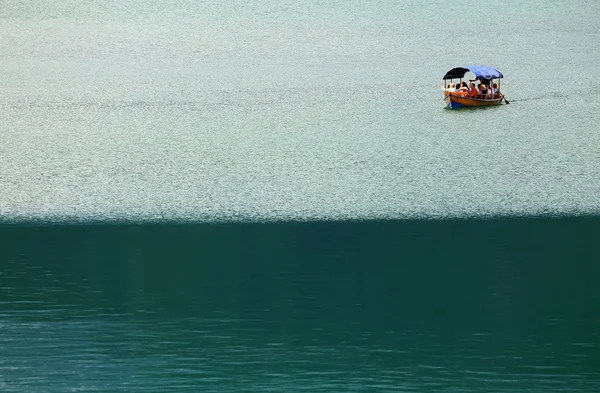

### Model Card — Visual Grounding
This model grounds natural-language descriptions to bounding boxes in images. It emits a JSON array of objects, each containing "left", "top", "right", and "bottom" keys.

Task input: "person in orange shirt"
[{"left": 468, "top": 82, "right": 478, "bottom": 97}]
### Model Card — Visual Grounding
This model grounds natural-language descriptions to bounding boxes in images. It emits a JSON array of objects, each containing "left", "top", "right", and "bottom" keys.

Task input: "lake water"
[{"left": 1, "top": 0, "right": 600, "bottom": 391}]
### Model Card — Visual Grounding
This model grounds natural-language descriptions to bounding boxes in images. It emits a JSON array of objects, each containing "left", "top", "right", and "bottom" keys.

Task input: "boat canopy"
[{"left": 443, "top": 65, "right": 503, "bottom": 80}]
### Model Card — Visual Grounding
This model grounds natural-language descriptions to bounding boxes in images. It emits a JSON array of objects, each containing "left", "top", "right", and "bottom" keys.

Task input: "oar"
[{"left": 501, "top": 94, "right": 510, "bottom": 104}]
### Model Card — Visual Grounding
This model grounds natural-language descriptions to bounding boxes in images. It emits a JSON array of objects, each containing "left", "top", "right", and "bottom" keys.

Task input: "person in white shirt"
[{"left": 441, "top": 83, "right": 457, "bottom": 93}]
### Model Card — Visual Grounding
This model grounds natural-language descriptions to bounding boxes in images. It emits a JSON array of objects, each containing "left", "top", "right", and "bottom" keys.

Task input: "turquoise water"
[
  {"left": 1, "top": 1, "right": 600, "bottom": 391},
  {"left": 2, "top": 219, "right": 600, "bottom": 392},
  {"left": 2, "top": 0, "right": 600, "bottom": 221}
]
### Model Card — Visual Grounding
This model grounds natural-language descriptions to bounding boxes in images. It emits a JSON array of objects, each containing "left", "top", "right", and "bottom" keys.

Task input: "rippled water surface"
[
  {"left": 2, "top": 0, "right": 600, "bottom": 391},
  {"left": 2, "top": 0, "right": 600, "bottom": 221},
  {"left": 2, "top": 219, "right": 600, "bottom": 392}
]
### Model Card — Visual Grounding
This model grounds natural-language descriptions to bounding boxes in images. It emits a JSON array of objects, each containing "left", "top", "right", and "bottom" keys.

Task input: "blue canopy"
[{"left": 443, "top": 65, "right": 503, "bottom": 80}]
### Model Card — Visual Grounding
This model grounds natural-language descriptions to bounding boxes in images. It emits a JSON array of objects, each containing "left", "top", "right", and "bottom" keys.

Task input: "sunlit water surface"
[{"left": 1, "top": 0, "right": 600, "bottom": 221}]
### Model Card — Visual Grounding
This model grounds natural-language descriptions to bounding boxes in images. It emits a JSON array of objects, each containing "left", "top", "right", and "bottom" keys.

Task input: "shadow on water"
[
  {"left": 1, "top": 216, "right": 600, "bottom": 391},
  {"left": 2, "top": 216, "right": 600, "bottom": 327}
]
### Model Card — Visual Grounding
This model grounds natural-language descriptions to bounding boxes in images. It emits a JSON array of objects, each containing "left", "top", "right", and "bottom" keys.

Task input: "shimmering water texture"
[
  {"left": 2, "top": 0, "right": 600, "bottom": 222},
  {"left": 1, "top": 219, "right": 600, "bottom": 392}
]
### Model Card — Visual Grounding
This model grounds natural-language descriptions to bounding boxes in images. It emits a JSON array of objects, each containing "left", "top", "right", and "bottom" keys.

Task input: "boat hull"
[{"left": 444, "top": 93, "right": 503, "bottom": 109}]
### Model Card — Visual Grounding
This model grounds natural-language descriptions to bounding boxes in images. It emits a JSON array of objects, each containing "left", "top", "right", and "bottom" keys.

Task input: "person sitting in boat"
[
  {"left": 457, "top": 82, "right": 469, "bottom": 95},
  {"left": 468, "top": 82, "right": 478, "bottom": 97},
  {"left": 478, "top": 84, "right": 490, "bottom": 99},
  {"left": 492, "top": 83, "right": 499, "bottom": 98},
  {"left": 440, "top": 83, "right": 457, "bottom": 94}
]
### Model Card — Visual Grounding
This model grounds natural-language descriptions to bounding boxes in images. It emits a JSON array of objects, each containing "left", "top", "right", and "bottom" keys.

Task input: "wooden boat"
[
  {"left": 442, "top": 65, "right": 507, "bottom": 109},
  {"left": 444, "top": 93, "right": 503, "bottom": 108}
]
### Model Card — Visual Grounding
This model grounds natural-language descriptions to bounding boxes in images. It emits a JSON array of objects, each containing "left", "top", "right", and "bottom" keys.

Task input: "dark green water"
[{"left": 2, "top": 218, "right": 599, "bottom": 392}]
